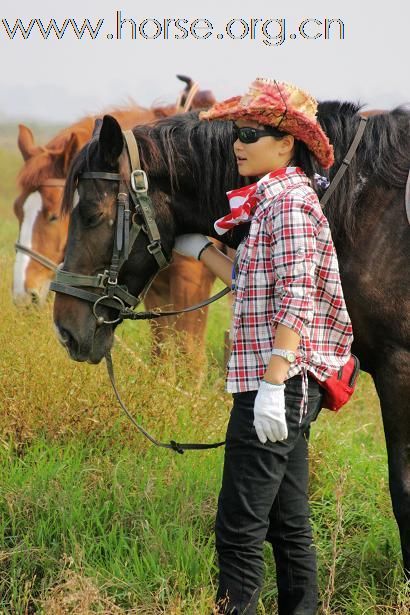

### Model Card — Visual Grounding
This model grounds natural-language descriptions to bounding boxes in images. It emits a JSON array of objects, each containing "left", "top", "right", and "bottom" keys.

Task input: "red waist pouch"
[{"left": 313, "top": 354, "right": 360, "bottom": 412}]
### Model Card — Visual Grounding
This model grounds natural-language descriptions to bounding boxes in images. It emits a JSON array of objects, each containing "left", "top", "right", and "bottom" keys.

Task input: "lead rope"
[{"left": 105, "top": 351, "right": 225, "bottom": 454}]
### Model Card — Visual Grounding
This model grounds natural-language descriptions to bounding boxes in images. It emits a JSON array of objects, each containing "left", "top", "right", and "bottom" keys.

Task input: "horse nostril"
[
  {"left": 30, "top": 290, "right": 40, "bottom": 304},
  {"left": 57, "top": 326, "right": 73, "bottom": 347}
]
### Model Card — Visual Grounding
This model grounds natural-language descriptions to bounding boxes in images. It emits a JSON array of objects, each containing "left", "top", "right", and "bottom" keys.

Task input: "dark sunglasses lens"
[
  {"left": 240, "top": 128, "right": 257, "bottom": 143},
  {"left": 233, "top": 127, "right": 258, "bottom": 144}
]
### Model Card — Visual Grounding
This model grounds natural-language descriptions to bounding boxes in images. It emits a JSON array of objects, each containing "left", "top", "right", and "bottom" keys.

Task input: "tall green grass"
[{"left": 0, "top": 143, "right": 409, "bottom": 613}]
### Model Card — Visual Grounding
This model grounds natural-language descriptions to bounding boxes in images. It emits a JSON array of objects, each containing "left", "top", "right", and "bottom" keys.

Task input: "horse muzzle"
[{"left": 53, "top": 295, "right": 114, "bottom": 364}]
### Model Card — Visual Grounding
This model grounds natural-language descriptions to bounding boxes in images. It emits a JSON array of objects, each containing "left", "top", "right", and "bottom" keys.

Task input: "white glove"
[
  {"left": 253, "top": 381, "right": 288, "bottom": 444},
  {"left": 174, "top": 234, "right": 212, "bottom": 260}
]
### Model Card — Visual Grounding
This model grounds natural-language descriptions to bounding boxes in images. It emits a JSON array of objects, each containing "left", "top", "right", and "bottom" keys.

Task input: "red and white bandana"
[{"left": 215, "top": 168, "right": 302, "bottom": 235}]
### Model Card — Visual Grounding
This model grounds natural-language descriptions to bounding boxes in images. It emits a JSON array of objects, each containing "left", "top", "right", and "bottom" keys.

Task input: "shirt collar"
[{"left": 255, "top": 166, "right": 310, "bottom": 199}]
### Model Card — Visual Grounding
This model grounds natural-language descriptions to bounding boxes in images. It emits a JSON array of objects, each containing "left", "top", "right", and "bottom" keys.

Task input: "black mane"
[
  {"left": 64, "top": 104, "right": 410, "bottom": 246},
  {"left": 131, "top": 111, "right": 244, "bottom": 219},
  {"left": 63, "top": 112, "right": 243, "bottom": 223}
]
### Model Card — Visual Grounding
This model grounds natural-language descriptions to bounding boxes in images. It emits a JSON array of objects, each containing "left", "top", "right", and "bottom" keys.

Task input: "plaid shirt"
[{"left": 227, "top": 167, "right": 353, "bottom": 401}]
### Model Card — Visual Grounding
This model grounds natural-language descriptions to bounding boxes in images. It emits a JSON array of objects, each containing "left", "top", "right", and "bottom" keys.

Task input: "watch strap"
[{"left": 271, "top": 348, "right": 296, "bottom": 363}]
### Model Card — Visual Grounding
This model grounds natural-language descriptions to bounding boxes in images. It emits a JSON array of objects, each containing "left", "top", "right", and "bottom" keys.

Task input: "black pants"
[{"left": 215, "top": 374, "right": 324, "bottom": 615}]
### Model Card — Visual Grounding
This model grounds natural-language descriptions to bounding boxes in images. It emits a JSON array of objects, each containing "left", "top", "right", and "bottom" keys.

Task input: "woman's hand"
[
  {"left": 253, "top": 381, "right": 288, "bottom": 444},
  {"left": 175, "top": 235, "right": 234, "bottom": 287},
  {"left": 174, "top": 234, "right": 212, "bottom": 260}
]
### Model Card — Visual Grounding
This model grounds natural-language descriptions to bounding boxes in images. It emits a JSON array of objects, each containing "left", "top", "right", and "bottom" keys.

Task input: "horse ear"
[
  {"left": 98, "top": 115, "right": 123, "bottom": 167},
  {"left": 18, "top": 124, "right": 41, "bottom": 161},
  {"left": 92, "top": 118, "right": 103, "bottom": 137},
  {"left": 62, "top": 132, "right": 82, "bottom": 174}
]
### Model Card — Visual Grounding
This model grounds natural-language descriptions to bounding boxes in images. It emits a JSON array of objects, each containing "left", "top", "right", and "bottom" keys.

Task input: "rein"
[
  {"left": 105, "top": 352, "right": 224, "bottom": 454},
  {"left": 50, "top": 129, "right": 228, "bottom": 453},
  {"left": 14, "top": 242, "right": 58, "bottom": 272}
]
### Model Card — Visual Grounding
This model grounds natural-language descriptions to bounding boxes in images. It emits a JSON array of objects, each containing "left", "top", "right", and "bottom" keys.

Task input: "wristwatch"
[{"left": 271, "top": 348, "right": 296, "bottom": 364}]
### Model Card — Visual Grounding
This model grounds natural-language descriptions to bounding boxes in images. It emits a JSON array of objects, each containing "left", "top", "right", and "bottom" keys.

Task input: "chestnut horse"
[
  {"left": 52, "top": 105, "right": 410, "bottom": 577},
  {"left": 12, "top": 76, "right": 219, "bottom": 359}
]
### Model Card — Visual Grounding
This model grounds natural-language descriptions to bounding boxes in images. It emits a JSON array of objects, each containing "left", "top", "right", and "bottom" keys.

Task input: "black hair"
[{"left": 264, "top": 125, "right": 318, "bottom": 192}]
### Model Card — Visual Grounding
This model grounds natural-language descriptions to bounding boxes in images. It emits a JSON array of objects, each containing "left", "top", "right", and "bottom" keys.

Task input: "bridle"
[
  {"left": 52, "top": 128, "right": 168, "bottom": 319},
  {"left": 50, "top": 130, "right": 230, "bottom": 326},
  {"left": 14, "top": 178, "right": 66, "bottom": 273}
]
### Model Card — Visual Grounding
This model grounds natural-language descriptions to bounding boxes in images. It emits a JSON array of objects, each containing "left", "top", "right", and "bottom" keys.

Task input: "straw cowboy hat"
[{"left": 200, "top": 78, "right": 334, "bottom": 169}]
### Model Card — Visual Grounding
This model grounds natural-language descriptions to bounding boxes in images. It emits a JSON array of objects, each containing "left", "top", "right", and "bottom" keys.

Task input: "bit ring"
[{"left": 93, "top": 295, "right": 125, "bottom": 325}]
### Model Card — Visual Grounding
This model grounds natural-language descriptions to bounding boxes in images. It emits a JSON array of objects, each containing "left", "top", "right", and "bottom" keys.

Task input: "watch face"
[{"left": 286, "top": 351, "right": 296, "bottom": 362}]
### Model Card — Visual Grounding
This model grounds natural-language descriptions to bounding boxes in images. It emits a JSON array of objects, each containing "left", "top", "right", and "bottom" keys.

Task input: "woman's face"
[{"left": 233, "top": 119, "right": 295, "bottom": 178}]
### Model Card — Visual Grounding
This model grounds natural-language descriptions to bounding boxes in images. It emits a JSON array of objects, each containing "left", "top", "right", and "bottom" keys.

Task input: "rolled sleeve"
[{"left": 269, "top": 193, "right": 319, "bottom": 336}]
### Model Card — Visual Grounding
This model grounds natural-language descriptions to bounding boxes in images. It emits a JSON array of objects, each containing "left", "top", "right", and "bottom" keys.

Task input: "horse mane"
[
  {"left": 316, "top": 100, "right": 410, "bottom": 243},
  {"left": 63, "top": 111, "right": 242, "bottom": 221},
  {"left": 133, "top": 112, "right": 242, "bottom": 209}
]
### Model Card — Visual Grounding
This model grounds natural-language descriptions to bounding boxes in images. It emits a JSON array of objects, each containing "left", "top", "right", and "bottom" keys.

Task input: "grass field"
[{"left": 0, "top": 136, "right": 409, "bottom": 613}]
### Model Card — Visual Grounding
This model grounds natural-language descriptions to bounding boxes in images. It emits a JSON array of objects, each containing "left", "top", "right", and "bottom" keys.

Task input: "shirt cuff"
[{"left": 271, "top": 310, "right": 306, "bottom": 337}]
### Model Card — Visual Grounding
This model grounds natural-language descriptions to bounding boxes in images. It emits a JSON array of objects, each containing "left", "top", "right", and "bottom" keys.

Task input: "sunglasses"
[{"left": 232, "top": 126, "right": 277, "bottom": 144}]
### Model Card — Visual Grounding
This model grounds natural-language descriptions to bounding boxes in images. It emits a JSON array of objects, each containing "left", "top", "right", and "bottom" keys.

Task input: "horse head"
[
  {"left": 13, "top": 124, "right": 78, "bottom": 306},
  {"left": 53, "top": 115, "right": 176, "bottom": 363}
]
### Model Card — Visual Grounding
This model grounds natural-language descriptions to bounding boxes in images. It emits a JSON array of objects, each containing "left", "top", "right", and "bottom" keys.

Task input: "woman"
[{"left": 175, "top": 78, "right": 353, "bottom": 615}]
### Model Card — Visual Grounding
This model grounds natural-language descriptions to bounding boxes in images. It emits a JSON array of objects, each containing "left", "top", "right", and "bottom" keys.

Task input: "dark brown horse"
[{"left": 52, "top": 105, "right": 410, "bottom": 577}]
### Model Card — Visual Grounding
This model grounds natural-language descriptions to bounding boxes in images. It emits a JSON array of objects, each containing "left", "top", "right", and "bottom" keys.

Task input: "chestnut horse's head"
[
  {"left": 13, "top": 124, "right": 83, "bottom": 306},
  {"left": 53, "top": 115, "right": 175, "bottom": 363}
]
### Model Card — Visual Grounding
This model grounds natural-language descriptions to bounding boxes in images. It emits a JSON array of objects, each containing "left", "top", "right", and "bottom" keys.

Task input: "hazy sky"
[{"left": 1, "top": 0, "right": 409, "bottom": 122}]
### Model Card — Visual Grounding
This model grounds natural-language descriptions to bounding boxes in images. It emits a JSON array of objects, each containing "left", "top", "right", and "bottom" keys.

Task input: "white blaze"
[{"left": 13, "top": 192, "right": 42, "bottom": 299}]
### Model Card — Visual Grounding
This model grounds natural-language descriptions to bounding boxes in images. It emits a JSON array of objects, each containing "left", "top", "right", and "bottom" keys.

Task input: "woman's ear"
[{"left": 281, "top": 134, "right": 295, "bottom": 153}]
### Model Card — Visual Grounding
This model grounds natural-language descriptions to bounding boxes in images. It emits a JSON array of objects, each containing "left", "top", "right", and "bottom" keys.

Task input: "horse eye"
[
  {"left": 48, "top": 213, "right": 59, "bottom": 223},
  {"left": 83, "top": 212, "right": 103, "bottom": 228}
]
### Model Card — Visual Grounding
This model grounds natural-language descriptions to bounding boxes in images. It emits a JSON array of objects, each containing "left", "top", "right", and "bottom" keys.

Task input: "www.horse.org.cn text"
[{"left": 1, "top": 14, "right": 346, "bottom": 46}]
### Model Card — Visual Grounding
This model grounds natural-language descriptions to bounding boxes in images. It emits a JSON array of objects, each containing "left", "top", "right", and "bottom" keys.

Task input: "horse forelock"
[{"left": 62, "top": 138, "right": 98, "bottom": 216}]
